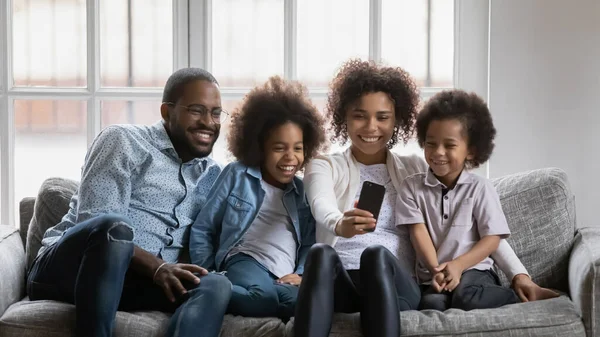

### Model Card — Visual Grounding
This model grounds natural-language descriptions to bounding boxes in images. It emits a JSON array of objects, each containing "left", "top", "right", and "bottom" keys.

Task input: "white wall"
[{"left": 488, "top": 0, "right": 600, "bottom": 227}]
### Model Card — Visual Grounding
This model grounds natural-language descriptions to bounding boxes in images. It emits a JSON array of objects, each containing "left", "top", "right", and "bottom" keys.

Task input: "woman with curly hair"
[
  {"left": 189, "top": 76, "right": 326, "bottom": 319},
  {"left": 294, "top": 60, "right": 557, "bottom": 337}
]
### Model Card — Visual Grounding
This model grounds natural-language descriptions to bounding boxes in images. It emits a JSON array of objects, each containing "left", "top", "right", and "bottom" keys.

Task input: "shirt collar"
[
  {"left": 246, "top": 165, "right": 300, "bottom": 195},
  {"left": 151, "top": 120, "right": 213, "bottom": 167},
  {"left": 424, "top": 168, "right": 473, "bottom": 188}
]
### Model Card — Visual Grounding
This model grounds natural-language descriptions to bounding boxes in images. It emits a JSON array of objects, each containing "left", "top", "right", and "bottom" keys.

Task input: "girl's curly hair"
[
  {"left": 228, "top": 76, "right": 326, "bottom": 167},
  {"left": 327, "top": 59, "right": 420, "bottom": 148}
]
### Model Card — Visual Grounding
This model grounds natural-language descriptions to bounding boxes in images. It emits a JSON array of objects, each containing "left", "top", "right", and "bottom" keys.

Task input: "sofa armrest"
[
  {"left": 569, "top": 227, "right": 600, "bottom": 337},
  {"left": 0, "top": 225, "right": 26, "bottom": 317}
]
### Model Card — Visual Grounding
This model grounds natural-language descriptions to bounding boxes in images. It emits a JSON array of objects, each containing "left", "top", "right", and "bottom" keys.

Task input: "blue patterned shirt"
[{"left": 39, "top": 121, "right": 222, "bottom": 262}]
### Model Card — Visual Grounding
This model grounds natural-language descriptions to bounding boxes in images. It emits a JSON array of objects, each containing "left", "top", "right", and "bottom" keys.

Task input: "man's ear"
[{"left": 160, "top": 103, "right": 170, "bottom": 122}]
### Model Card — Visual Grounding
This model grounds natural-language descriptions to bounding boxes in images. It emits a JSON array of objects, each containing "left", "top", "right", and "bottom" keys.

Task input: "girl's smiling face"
[{"left": 261, "top": 122, "right": 305, "bottom": 189}]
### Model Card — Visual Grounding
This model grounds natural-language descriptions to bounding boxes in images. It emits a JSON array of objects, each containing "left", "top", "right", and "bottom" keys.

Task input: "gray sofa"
[{"left": 0, "top": 168, "right": 599, "bottom": 336}]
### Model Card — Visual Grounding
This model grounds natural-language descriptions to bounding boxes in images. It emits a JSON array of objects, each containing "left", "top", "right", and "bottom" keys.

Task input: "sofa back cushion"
[
  {"left": 24, "top": 178, "right": 78, "bottom": 271},
  {"left": 492, "top": 168, "right": 575, "bottom": 292}
]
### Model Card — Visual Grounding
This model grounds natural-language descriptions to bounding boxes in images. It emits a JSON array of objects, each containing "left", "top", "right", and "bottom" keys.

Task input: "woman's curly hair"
[
  {"left": 228, "top": 76, "right": 326, "bottom": 167},
  {"left": 416, "top": 90, "right": 496, "bottom": 169},
  {"left": 327, "top": 59, "right": 420, "bottom": 148}
]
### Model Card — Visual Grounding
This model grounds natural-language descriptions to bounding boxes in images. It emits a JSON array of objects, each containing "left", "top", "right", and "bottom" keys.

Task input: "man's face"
[{"left": 162, "top": 80, "right": 222, "bottom": 162}]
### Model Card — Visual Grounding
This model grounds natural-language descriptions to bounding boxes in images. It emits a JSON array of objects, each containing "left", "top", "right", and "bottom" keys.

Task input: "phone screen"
[{"left": 356, "top": 181, "right": 386, "bottom": 232}]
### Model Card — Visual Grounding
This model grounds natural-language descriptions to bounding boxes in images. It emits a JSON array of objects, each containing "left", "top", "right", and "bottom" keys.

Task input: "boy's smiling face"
[
  {"left": 424, "top": 119, "right": 474, "bottom": 187},
  {"left": 261, "top": 122, "right": 305, "bottom": 189}
]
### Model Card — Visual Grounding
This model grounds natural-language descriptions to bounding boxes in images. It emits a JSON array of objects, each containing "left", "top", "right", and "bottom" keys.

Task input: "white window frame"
[
  {"left": 188, "top": 0, "right": 491, "bottom": 171},
  {"left": 0, "top": 0, "right": 190, "bottom": 227}
]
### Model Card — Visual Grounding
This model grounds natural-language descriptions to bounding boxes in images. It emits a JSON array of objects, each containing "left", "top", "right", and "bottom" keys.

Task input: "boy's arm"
[
  {"left": 408, "top": 223, "right": 440, "bottom": 273},
  {"left": 452, "top": 235, "right": 501, "bottom": 271},
  {"left": 189, "top": 163, "right": 236, "bottom": 270},
  {"left": 295, "top": 208, "right": 316, "bottom": 275}
]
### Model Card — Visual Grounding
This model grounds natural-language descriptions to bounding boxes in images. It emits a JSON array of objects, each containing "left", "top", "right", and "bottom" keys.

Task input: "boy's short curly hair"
[
  {"left": 327, "top": 59, "right": 420, "bottom": 148},
  {"left": 228, "top": 76, "right": 326, "bottom": 167},
  {"left": 416, "top": 90, "right": 496, "bottom": 169}
]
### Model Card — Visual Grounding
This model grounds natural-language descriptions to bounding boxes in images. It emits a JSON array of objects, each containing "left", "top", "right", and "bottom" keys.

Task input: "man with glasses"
[{"left": 27, "top": 68, "right": 231, "bottom": 337}]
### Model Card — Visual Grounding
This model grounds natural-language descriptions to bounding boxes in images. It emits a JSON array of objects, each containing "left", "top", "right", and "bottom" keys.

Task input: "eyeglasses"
[{"left": 164, "top": 102, "right": 229, "bottom": 124}]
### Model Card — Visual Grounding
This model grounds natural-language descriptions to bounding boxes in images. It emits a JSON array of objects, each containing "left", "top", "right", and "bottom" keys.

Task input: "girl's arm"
[{"left": 189, "top": 163, "right": 237, "bottom": 270}]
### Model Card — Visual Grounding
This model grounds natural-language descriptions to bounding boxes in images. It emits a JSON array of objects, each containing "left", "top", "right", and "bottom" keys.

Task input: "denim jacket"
[{"left": 189, "top": 161, "right": 316, "bottom": 275}]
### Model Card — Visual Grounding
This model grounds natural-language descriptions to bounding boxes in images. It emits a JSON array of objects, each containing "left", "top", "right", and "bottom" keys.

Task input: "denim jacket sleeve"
[
  {"left": 295, "top": 203, "right": 316, "bottom": 275},
  {"left": 189, "top": 163, "right": 236, "bottom": 270}
]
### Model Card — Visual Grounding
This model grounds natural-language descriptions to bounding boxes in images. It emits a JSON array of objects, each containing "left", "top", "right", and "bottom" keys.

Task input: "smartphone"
[{"left": 356, "top": 181, "right": 386, "bottom": 232}]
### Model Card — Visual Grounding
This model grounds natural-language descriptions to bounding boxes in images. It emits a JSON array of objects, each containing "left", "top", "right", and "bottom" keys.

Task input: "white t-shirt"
[
  {"left": 228, "top": 180, "right": 297, "bottom": 278},
  {"left": 335, "top": 163, "right": 415, "bottom": 271}
]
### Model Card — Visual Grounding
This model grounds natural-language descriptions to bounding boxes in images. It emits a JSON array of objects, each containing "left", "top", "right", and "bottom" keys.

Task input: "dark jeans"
[
  {"left": 294, "top": 244, "right": 421, "bottom": 337},
  {"left": 223, "top": 253, "right": 298, "bottom": 319},
  {"left": 27, "top": 214, "right": 232, "bottom": 337},
  {"left": 420, "top": 269, "right": 520, "bottom": 311}
]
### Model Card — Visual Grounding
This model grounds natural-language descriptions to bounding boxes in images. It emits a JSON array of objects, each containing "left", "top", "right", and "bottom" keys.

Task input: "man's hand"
[
  {"left": 276, "top": 274, "right": 302, "bottom": 286},
  {"left": 154, "top": 263, "right": 208, "bottom": 302},
  {"left": 335, "top": 201, "right": 376, "bottom": 238},
  {"left": 434, "top": 260, "right": 465, "bottom": 292},
  {"left": 512, "top": 274, "right": 560, "bottom": 302},
  {"left": 431, "top": 271, "right": 447, "bottom": 293}
]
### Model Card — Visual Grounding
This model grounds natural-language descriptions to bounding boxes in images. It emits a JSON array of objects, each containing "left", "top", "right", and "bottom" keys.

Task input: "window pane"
[
  {"left": 211, "top": 99, "right": 242, "bottom": 165},
  {"left": 14, "top": 100, "right": 87, "bottom": 219},
  {"left": 100, "top": 0, "right": 173, "bottom": 87},
  {"left": 297, "top": 0, "right": 369, "bottom": 88},
  {"left": 12, "top": 0, "right": 86, "bottom": 87},
  {"left": 381, "top": 0, "right": 453, "bottom": 87},
  {"left": 212, "top": 0, "right": 284, "bottom": 87},
  {"left": 101, "top": 100, "right": 162, "bottom": 127}
]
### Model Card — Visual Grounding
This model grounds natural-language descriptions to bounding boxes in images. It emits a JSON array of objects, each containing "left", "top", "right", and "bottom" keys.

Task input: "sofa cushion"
[
  {"left": 0, "top": 300, "right": 286, "bottom": 337},
  {"left": 491, "top": 168, "right": 575, "bottom": 292},
  {"left": 285, "top": 296, "right": 585, "bottom": 337},
  {"left": 25, "top": 178, "right": 78, "bottom": 271},
  {"left": 0, "top": 227, "right": 25, "bottom": 318}
]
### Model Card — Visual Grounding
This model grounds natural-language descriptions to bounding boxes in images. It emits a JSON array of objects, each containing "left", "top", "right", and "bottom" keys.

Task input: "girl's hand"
[
  {"left": 435, "top": 260, "right": 465, "bottom": 292},
  {"left": 276, "top": 274, "right": 302, "bottom": 286},
  {"left": 335, "top": 201, "right": 376, "bottom": 238},
  {"left": 512, "top": 274, "right": 560, "bottom": 302},
  {"left": 431, "top": 271, "right": 447, "bottom": 293}
]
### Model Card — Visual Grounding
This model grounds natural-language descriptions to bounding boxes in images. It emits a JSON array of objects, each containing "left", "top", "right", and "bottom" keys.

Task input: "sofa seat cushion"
[
  {"left": 286, "top": 296, "right": 585, "bottom": 337},
  {"left": 0, "top": 300, "right": 286, "bottom": 337}
]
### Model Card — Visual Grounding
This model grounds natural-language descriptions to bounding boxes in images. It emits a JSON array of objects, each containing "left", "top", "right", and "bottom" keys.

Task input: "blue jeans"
[
  {"left": 224, "top": 253, "right": 299, "bottom": 319},
  {"left": 27, "top": 214, "right": 232, "bottom": 337},
  {"left": 419, "top": 269, "right": 520, "bottom": 311}
]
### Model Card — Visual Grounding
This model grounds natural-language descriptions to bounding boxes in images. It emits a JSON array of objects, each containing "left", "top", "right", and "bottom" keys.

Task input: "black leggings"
[{"left": 294, "top": 244, "right": 421, "bottom": 337}]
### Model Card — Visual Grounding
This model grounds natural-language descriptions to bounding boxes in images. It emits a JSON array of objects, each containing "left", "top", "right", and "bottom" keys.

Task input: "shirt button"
[
  {"left": 443, "top": 214, "right": 448, "bottom": 219},
  {"left": 444, "top": 196, "right": 448, "bottom": 200}
]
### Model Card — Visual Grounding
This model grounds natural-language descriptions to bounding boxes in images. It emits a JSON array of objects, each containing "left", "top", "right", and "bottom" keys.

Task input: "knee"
[
  {"left": 192, "top": 274, "right": 232, "bottom": 307},
  {"left": 360, "top": 245, "right": 390, "bottom": 271},
  {"left": 91, "top": 214, "right": 134, "bottom": 242},
  {"left": 307, "top": 243, "right": 336, "bottom": 264},
  {"left": 451, "top": 285, "right": 480, "bottom": 311}
]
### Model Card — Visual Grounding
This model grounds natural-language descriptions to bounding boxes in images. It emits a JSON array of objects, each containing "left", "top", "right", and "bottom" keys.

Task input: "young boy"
[{"left": 396, "top": 90, "right": 520, "bottom": 311}]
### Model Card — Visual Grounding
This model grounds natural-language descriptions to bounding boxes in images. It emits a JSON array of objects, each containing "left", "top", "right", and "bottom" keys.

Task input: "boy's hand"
[
  {"left": 435, "top": 260, "right": 464, "bottom": 292},
  {"left": 431, "top": 271, "right": 447, "bottom": 293},
  {"left": 276, "top": 274, "right": 302, "bottom": 286}
]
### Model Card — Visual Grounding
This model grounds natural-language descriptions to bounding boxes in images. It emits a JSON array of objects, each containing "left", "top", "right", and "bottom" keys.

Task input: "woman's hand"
[
  {"left": 512, "top": 274, "right": 560, "bottom": 302},
  {"left": 335, "top": 201, "right": 376, "bottom": 238},
  {"left": 276, "top": 274, "right": 302, "bottom": 286}
]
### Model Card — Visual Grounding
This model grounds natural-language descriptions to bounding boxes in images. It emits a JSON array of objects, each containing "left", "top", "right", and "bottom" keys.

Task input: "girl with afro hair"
[{"left": 189, "top": 76, "right": 326, "bottom": 319}]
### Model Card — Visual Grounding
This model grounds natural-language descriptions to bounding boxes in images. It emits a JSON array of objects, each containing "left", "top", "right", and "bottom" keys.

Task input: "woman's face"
[{"left": 346, "top": 92, "right": 396, "bottom": 160}]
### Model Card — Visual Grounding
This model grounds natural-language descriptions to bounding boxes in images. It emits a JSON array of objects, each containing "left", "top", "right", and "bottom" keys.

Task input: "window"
[
  {"left": 2, "top": 0, "right": 489, "bottom": 227},
  {"left": 190, "top": 0, "right": 456, "bottom": 163},
  {"left": 0, "top": 0, "right": 185, "bottom": 227}
]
